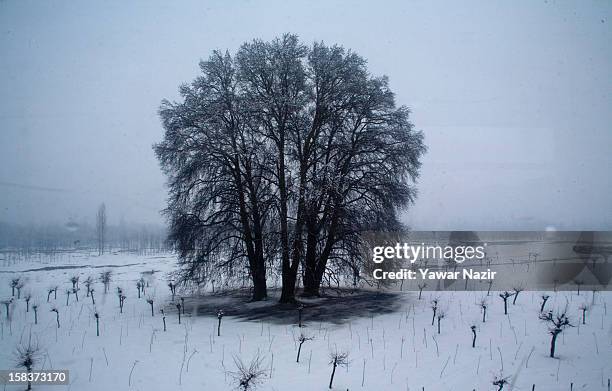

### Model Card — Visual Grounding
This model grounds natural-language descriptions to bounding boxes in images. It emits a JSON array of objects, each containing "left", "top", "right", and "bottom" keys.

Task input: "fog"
[{"left": 1, "top": 0, "right": 610, "bottom": 229}]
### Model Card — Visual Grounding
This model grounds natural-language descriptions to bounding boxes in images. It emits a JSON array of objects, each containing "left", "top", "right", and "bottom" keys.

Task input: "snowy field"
[{"left": 0, "top": 251, "right": 611, "bottom": 390}]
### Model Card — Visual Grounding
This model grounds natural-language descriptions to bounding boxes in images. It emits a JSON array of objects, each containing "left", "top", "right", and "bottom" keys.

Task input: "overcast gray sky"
[{"left": 0, "top": 0, "right": 610, "bottom": 229}]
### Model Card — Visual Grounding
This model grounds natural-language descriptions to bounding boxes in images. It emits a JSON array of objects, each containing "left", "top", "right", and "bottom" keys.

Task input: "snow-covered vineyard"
[{"left": 0, "top": 250, "right": 610, "bottom": 390}]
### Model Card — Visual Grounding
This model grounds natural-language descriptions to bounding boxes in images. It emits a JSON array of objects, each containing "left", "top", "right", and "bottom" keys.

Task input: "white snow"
[{"left": 0, "top": 251, "right": 610, "bottom": 390}]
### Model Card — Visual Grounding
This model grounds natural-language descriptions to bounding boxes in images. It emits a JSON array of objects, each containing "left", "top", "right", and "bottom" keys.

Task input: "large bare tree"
[{"left": 155, "top": 34, "right": 425, "bottom": 303}]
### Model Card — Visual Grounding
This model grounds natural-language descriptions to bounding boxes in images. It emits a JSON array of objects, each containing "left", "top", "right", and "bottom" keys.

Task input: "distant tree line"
[
  {"left": 155, "top": 34, "right": 426, "bottom": 303},
  {"left": 0, "top": 220, "right": 169, "bottom": 256}
]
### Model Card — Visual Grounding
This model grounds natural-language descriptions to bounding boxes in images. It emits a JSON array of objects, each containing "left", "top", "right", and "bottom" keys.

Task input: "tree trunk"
[
  {"left": 296, "top": 342, "right": 303, "bottom": 363},
  {"left": 329, "top": 363, "right": 337, "bottom": 389},
  {"left": 550, "top": 332, "right": 558, "bottom": 358}
]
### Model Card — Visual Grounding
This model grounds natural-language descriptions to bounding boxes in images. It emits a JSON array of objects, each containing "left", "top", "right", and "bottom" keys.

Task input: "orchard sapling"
[
  {"left": 65, "top": 289, "right": 71, "bottom": 306},
  {"left": 540, "top": 294, "right": 550, "bottom": 313},
  {"left": 70, "top": 275, "right": 79, "bottom": 290},
  {"left": 493, "top": 375, "right": 510, "bottom": 391},
  {"left": 176, "top": 303, "right": 181, "bottom": 324},
  {"left": 51, "top": 308, "right": 60, "bottom": 328},
  {"left": 499, "top": 291, "right": 513, "bottom": 315},
  {"left": 479, "top": 298, "right": 488, "bottom": 322},
  {"left": 229, "top": 353, "right": 267, "bottom": 391},
  {"left": 217, "top": 309, "right": 224, "bottom": 336},
  {"left": 328, "top": 350, "right": 349, "bottom": 389},
  {"left": 100, "top": 271, "right": 112, "bottom": 294},
  {"left": 168, "top": 281, "right": 176, "bottom": 301},
  {"left": 147, "top": 298, "right": 154, "bottom": 316},
  {"left": 116, "top": 287, "right": 123, "bottom": 308},
  {"left": 119, "top": 295, "right": 126, "bottom": 314},
  {"left": 139, "top": 277, "right": 146, "bottom": 295},
  {"left": 417, "top": 283, "right": 427, "bottom": 300},
  {"left": 431, "top": 299, "right": 439, "bottom": 325},
  {"left": 10, "top": 278, "right": 20, "bottom": 296},
  {"left": 161, "top": 309, "right": 166, "bottom": 331},
  {"left": 437, "top": 310, "right": 446, "bottom": 334},
  {"left": 512, "top": 285, "right": 524, "bottom": 305},
  {"left": 539, "top": 310, "right": 574, "bottom": 358},
  {"left": 24, "top": 293, "right": 31, "bottom": 312},
  {"left": 578, "top": 303, "right": 589, "bottom": 324},
  {"left": 94, "top": 312, "right": 100, "bottom": 336},
  {"left": 296, "top": 333, "right": 314, "bottom": 363},
  {"left": 136, "top": 280, "right": 142, "bottom": 298},
  {"left": 84, "top": 276, "right": 93, "bottom": 297},
  {"left": 15, "top": 342, "right": 40, "bottom": 391},
  {"left": 32, "top": 304, "right": 38, "bottom": 324},
  {"left": 573, "top": 279, "right": 583, "bottom": 295},
  {"left": 90, "top": 289, "right": 95, "bottom": 305},
  {"left": 73, "top": 287, "right": 79, "bottom": 302},
  {"left": 47, "top": 287, "right": 56, "bottom": 302},
  {"left": 471, "top": 325, "right": 477, "bottom": 347},
  {"left": 2, "top": 298, "right": 13, "bottom": 319}
]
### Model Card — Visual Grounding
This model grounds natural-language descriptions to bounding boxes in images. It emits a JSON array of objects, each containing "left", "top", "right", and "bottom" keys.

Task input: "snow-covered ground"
[{"left": 0, "top": 251, "right": 610, "bottom": 390}]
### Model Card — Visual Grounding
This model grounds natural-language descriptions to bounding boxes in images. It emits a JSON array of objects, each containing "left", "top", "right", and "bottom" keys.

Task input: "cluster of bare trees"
[{"left": 155, "top": 34, "right": 425, "bottom": 303}]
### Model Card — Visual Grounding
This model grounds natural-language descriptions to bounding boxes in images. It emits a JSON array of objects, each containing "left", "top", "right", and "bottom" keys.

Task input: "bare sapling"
[
  {"left": 512, "top": 285, "right": 524, "bottom": 305},
  {"left": 139, "top": 277, "right": 146, "bottom": 295},
  {"left": 437, "top": 310, "right": 446, "bottom": 334},
  {"left": 493, "top": 374, "right": 510, "bottom": 391},
  {"left": 94, "top": 312, "right": 100, "bottom": 336},
  {"left": 168, "top": 281, "right": 176, "bottom": 302},
  {"left": 70, "top": 275, "right": 80, "bottom": 290},
  {"left": 73, "top": 287, "right": 79, "bottom": 302},
  {"left": 32, "top": 304, "right": 38, "bottom": 324},
  {"left": 10, "top": 278, "right": 20, "bottom": 296},
  {"left": 47, "top": 287, "right": 56, "bottom": 302},
  {"left": 229, "top": 353, "right": 267, "bottom": 391},
  {"left": 15, "top": 342, "right": 41, "bottom": 391},
  {"left": 471, "top": 325, "right": 477, "bottom": 347},
  {"left": 16, "top": 282, "right": 24, "bottom": 299},
  {"left": 539, "top": 310, "right": 573, "bottom": 358},
  {"left": 217, "top": 309, "right": 224, "bottom": 336},
  {"left": 2, "top": 298, "right": 13, "bottom": 319},
  {"left": 431, "top": 299, "right": 439, "bottom": 325},
  {"left": 578, "top": 303, "right": 589, "bottom": 325},
  {"left": 161, "top": 309, "right": 166, "bottom": 331},
  {"left": 296, "top": 333, "right": 314, "bottom": 363},
  {"left": 499, "top": 291, "right": 513, "bottom": 315},
  {"left": 119, "top": 294, "right": 126, "bottom": 314},
  {"left": 65, "top": 289, "right": 71, "bottom": 306},
  {"left": 84, "top": 276, "right": 93, "bottom": 297},
  {"left": 417, "top": 283, "right": 427, "bottom": 300},
  {"left": 146, "top": 298, "right": 154, "bottom": 316},
  {"left": 540, "top": 294, "right": 550, "bottom": 313},
  {"left": 51, "top": 308, "right": 60, "bottom": 328},
  {"left": 90, "top": 289, "right": 95, "bottom": 305},
  {"left": 328, "top": 350, "right": 349, "bottom": 389},
  {"left": 100, "top": 271, "right": 112, "bottom": 294},
  {"left": 479, "top": 298, "right": 488, "bottom": 322},
  {"left": 136, "top": 280, "right": 142, "bottom": 298},
  {"left": 574, "top": 279, "right": 583, "bottom": 295},
  {"left": 176, "top": 303, "right": 181, "bottom": 324},
  {"left": 24, "top": 293, "right": 31, "bottom": 312}
]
